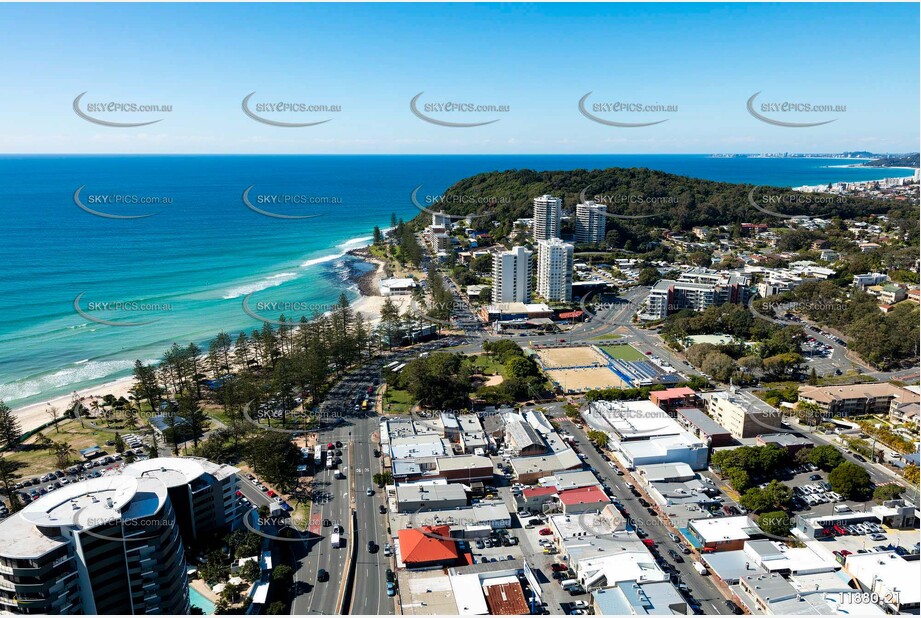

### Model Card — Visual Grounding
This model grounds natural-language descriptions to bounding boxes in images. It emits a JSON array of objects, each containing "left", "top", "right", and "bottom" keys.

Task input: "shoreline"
[
  {"left": 11, "top": 245, "right": 401, "bottom": 432},
  {"left": 347, "top": 247, "right": 413, "bottom": 326},
  {"left": 12, "top": 376, "right": 137, "bottom": 436}
]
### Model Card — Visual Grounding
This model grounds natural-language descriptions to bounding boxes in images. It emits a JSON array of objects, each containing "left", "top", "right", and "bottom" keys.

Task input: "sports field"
[
  {"left": 545, "top": 367, "right": 628, "bottom": 392},
  {"left": 598, "top": 343, "right": 647, "bottom": 362},
  {"left": 534, "top": 346, "right": 608, "bottom": 368}
]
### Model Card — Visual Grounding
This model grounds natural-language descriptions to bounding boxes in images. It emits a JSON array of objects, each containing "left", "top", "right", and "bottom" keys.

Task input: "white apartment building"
[
  {"left": 533, "top": 195, "right": 562, "bottom": 242},
  {"left": 642, "top": 269, "right": 750, "bottom": 320},
  {"left": 536, "top": 238, "right": 574, "bottom": 301},
  {"left": 0, "top": 476, "right": 190, "bottom": 614},
  {"left": 575, "top": 201, "right": 607, "bottom": 244},
  {"left": 492, "top": 246, "right": 532, "bottom": 303}
]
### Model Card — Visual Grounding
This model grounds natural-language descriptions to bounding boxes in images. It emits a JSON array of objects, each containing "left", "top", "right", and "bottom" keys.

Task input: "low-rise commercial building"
[
  {"left": 684, "top": 515, "right": 763, "bottom": 552},
  {"left": 592, "top": 581, "right": 688, "bottom": 616},
  {"left": 509, "top": 449, "right": 582, "bottom": 484},
  {"left": 675, "top": 407, "right": 733, "bottom": 447},
  {"left": 395, "top": 483, "right": 468, "bottom": 513},
  {"left": 558, "top": 486, "right": 609, "bottom": 515},
  {"left": 649, "top": 387, "right": 700, "bottom": 416}
]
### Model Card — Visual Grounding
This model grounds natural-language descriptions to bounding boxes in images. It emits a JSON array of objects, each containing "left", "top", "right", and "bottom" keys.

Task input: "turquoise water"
[
  {"left": 0, "top": 154, "right": 912, "bottom": 407},
  {"left": 189, "top": 585, "right": 215, "bottom": 614}
]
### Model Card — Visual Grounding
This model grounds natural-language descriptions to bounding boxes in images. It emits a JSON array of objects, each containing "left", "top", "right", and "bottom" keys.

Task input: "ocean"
[{"left": 0, "top": 154, "right": 913, "bottom": 407}]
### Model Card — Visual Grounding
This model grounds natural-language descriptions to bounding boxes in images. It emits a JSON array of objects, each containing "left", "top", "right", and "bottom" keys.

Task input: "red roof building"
[
  {"left": 484, "top": 581, "right": 530, "bottom": 615},
  {"left": 397, "top": 526, "right": 459, "bottom": 567},
  {"left": 650, "top": 387, "right": 699, "bottom": 417},
  {"left": 558, "top": 485, "right": 609, "bottom": 514}
]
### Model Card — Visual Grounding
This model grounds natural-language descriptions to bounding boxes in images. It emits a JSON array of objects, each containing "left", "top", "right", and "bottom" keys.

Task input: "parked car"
[{"left": 538, "top": 528, "right": 553, "bottom": 536}]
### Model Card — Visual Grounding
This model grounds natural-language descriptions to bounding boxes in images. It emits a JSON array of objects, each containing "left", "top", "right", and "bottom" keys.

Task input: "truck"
[
  {"left": 692, "top": 561, "right": 708, "bottom": 576},
  {"left": 331, "top": 532, "right": 341, "bottom": 548},
  {"left": 327, "top": 455, "right": 336, "bottom": 470},
  {"left": 361, "top": 399, "right": 369, "bottom": 411}
]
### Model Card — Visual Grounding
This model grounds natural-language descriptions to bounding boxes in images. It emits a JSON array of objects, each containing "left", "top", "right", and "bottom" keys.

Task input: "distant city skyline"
[{"left": 0, "top": 2, "right": 918, "bottom": 154}]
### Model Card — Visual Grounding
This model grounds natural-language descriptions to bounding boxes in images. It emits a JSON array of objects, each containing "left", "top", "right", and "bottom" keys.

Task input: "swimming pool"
[{"left": 189, "top": 585, "right": 215, "bottom": 615}]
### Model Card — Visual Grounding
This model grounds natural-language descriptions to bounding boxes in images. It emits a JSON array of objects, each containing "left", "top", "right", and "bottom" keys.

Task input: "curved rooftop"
[
  {"left": 123, "top": 456, "right": 206, "bottom": 487},
  {"left": 20, "top": 475, "right": 141, "bottom": 529}
]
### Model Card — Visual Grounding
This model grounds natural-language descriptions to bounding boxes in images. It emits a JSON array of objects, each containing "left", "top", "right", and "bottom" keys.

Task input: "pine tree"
[{"left": 0, "top": 401, "right": 23, "bottom": 449}]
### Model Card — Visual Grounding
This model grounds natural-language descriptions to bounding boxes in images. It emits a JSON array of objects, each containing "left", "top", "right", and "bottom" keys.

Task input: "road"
[
  {"left": 553, "top": 415, "right": 733, "bottom": 615},
  {"left": 312, "top": 355, "right": 397, "bottom": 615}
]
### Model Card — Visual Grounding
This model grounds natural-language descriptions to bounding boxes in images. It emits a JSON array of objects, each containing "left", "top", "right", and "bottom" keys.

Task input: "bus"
[{"left": 314, "top": 445, "right": 323, "bottom": 467}]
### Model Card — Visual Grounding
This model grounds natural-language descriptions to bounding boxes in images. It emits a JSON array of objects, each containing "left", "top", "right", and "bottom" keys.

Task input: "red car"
[
  {"left": 327, "top": 443, "right": 334, "bottom": 449},
  {"left": 550, "top": 563, "right": 567, "bottom": 572},
  {"left": 267, "top": 490, "right": 277, "bottom": 498},
  {"left": 645, "top": 351, "right": 652, "bottom": 355},
  {"left": 641, "top": 539, "right": 656, "bottom": 547},
  {"left": 538, "top": 528, "right": 553, "bottom": 536},
  {"left": 235, "top": 490, "right": 242, "bottom": 497}
]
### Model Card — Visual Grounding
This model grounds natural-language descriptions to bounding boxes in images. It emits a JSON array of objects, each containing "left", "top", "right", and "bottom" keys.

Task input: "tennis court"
[{"left": 598, "top": 343, "right": 647, "bottom": 362}]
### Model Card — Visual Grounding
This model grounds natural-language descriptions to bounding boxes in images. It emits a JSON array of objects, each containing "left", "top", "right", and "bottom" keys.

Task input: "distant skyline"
[{"left": 0, "top": 3, "right": 918, "bottom": 154}]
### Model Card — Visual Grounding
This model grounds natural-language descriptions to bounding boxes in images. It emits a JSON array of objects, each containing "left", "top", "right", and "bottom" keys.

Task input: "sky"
[{"left": 0, "top": 2, "right": 918, "bottom": 154}]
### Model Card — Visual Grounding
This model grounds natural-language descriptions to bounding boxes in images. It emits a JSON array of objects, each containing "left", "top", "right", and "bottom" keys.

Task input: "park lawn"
[
  {"left": 6, "top": 418, "right": 141, "bottom": 478},
  {"left": 473, "top": 354, "right": 505, "bottom": 375},
  {"left": 384, "top": 388, "right": 415, "bottom": 414},
  {"left": 598, "top": 344, "right": 646, "bottom": 361},
  {"left": 817, "top": 373, "right": 878, "bottom": 387},
  {"left": 290, "top": 501, "right": 311, "bottom": 531}
]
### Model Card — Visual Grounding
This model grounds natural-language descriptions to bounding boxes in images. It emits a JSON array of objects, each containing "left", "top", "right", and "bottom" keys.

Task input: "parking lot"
[{"left": 10, "top": 435, "right": 150, "bottom": 509}]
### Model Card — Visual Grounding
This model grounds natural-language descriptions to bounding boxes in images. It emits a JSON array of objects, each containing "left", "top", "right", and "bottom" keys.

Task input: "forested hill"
[
  {"left": 421, "top": 167, "right": 909, "bottom": 236},
  {"left": 862, "top": 153, "right": 920, "bottom": 168}
]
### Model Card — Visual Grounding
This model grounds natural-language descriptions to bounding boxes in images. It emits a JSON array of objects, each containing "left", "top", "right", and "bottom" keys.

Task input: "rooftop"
[
  {"left": 676, "top": 408, "right": 731, "bottom": 437},
  {"left": 689, "top": 515, "right": 761, "bottom": 543},
  {"left": 558, "top": 485, "right": 609, "bottom": 507},
  {"left": 799, "top": 383, "right": 920, "bottom": 404},
  {"left": 398, "top": 526, "right": 459, "bottom": 565},
  {"left": 584, "top": 400, "right": 682, "bottom": 441}
]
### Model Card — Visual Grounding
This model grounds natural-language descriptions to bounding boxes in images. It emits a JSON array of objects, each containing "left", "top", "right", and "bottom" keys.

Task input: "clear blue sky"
[{"left": 0, "top": 3, "right": 917, "bottom": 154}]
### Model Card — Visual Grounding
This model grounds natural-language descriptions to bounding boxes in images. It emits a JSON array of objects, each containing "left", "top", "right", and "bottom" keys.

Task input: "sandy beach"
[
  {"left": 350, "top": 251, "right": 413, "bottom": 325},
  {"left": 12, "top": 376, "right": 137, "bottom": 435},
  {"left": 12, "top": 248, "right": 409, "bottom": 434}
]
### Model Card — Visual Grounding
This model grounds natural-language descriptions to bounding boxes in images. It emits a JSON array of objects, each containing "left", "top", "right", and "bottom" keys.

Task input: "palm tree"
[{"left": 52, "top": 442, "right": 76, "bottom": 469}]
